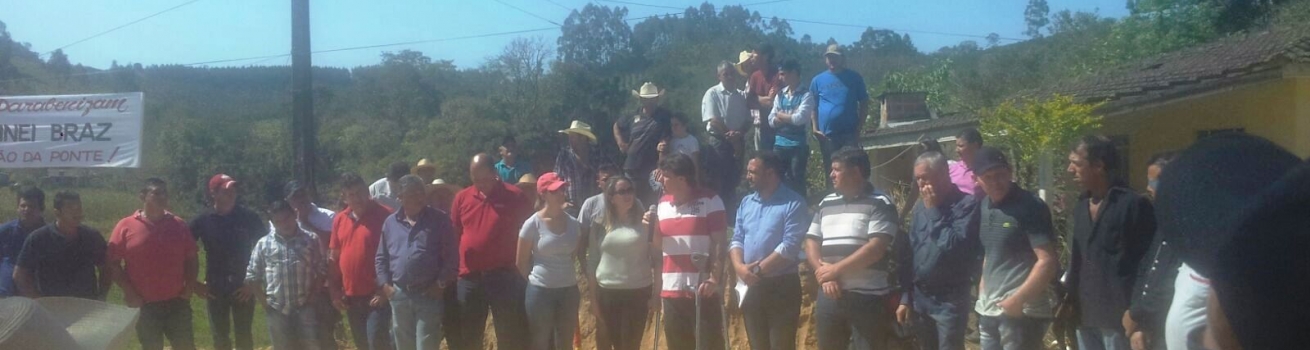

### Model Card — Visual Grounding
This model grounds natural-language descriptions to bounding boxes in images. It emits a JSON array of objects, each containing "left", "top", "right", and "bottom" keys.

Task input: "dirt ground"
[{"left": 440, "top": 264, "right": 874, "bottom": 350}]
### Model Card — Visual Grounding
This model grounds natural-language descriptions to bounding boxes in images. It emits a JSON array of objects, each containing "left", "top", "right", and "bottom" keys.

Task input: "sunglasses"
[{"left": 613, "top": 187, "right": 635, "bottom": 195}]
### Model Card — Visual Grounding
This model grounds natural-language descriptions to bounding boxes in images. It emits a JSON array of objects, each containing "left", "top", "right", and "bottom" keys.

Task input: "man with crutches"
[{"left": 647, "top": 153, "right": 728, "bottom": 350}]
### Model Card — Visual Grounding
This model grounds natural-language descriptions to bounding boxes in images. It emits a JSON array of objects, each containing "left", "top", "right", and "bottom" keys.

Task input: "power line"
[
  {"left": 742, "top": 0, "right": 800, "bottom": 6},
  {"left": 597, "top": 0, "right": 681, "bottom": 10},
  {"left": 544, "top": 0, "right": 573, "bottom": 11},
  {"left": 42, "top": 0, "right": 204, "bottom": 57},
  {"left": 598, "top": 0, "right": 1021, "bottom": 42},
  {"left": 0, "top": 12, "right": 686, "bottom": 83},
  {"left": 492, "top": 0, "right": 562, "bottom": 26},
  {"left": 780, "top": 17, "right": 1024, "bottom": 42}
]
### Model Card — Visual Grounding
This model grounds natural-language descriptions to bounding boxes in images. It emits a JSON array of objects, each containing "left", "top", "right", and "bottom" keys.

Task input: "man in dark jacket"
[
  {"left": 895, "top": 151, "right": 980, "bottom": 350},
  {"left": 1065, "top": 135, "right": 1156, "bottom": 350}
]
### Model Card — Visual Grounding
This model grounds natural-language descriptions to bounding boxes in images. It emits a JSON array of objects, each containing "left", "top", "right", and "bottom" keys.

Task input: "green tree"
[
  {"left": 978, "top": 94, "right": 1103, "bottom": 188},
  {"left": 1106, "top": 0, "right": 1221, "bottom": 65},
  {"left": 1025, "top": 0, "right": 1051, "bottom": 38},
  {"left": 46, "top": 49, "right": 71, "bottom": 78},
  {"left": 558, "top": 4, "right": 633, "bottom": 70},
  {"left": 877, "top": 58, "right": 960, "bottom": 113}
]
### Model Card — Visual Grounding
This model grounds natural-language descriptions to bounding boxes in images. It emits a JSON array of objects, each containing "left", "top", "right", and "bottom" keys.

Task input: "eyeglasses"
[{"left": 614, "top": 188, "right": 635, "bottom": 195}]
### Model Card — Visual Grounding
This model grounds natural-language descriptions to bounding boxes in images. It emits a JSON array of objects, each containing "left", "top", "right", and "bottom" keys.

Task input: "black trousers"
[
  {"left": 741, "top": 274, "right": 802, "bottom": 350},
  {"left": 662, "top": 295, "right": 725, "bottom": 350},
  {"left": 597, "top": 286, "right": 652, "bottom": 350}
]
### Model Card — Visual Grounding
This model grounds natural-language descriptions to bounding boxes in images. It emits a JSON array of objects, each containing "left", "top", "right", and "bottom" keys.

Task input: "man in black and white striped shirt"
[{"left": 804, "top": 147, "right": 900, "bottom": 350}]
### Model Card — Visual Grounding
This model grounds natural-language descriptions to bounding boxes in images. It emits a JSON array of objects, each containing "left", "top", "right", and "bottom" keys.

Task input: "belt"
[{"left": 460, "top": 267, "right": 517, "bottom": 280}]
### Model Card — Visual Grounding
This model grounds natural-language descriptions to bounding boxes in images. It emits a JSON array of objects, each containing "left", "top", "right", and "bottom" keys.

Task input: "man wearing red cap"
[
  {"left": 190, "top": 174, "right": 266, "bottom": 350},
  {"left": 107, "top": 178, "right": 205, "bottom": 350}
]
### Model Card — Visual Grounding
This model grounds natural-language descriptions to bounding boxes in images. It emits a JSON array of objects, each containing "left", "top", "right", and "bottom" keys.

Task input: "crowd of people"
[{"left": 0, "top": 41, "right": 1305, "bottom": 350}]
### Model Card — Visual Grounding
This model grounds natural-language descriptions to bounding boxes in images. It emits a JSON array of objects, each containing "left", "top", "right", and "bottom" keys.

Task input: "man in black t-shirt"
[
  {"left": 614, "top": 82, "right": 672, "bottom": 204},
  {"left": 14, "top": 191, "right": 109, "bottom": 300},
  {"left": 191, "top": 174, "right": 266, "bottom": 350}
]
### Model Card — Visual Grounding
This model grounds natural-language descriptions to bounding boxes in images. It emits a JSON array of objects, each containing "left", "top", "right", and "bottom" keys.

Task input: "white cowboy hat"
[
  {"left": 558, "top": 120, "right": 597, "bottom": 144},
  {"left": 0, "top": 297, "right": 139, "bottom": 350},
  {"left": 631, "top": 82, "right": 663, "bottom": 99}
]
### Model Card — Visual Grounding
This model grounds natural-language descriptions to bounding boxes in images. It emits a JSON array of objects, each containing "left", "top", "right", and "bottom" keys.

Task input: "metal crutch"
[{"left": 690, "top": 253, "right": 710, "bottom": 350}]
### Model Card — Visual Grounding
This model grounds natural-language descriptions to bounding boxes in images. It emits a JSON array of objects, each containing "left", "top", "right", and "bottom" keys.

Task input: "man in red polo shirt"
[
  {"left": 107, "top": 178, "right": 204, "bottom": 350},
  {"left": 330, "top": 173, "right": 395, "bottom": 350},
  {"left": 450, "top": 153, "right": 532, "bottom": 350}
]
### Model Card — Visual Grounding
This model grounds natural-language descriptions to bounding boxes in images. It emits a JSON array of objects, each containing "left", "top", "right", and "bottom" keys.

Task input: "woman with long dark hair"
[{"left": 583, "top": 175, "right": 658, "bottom": 350}]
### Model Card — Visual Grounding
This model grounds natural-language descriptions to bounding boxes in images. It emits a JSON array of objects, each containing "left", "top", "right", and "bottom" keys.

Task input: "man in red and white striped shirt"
[{"left": 650, "top": 152, "right": 728, "bottom": 350}]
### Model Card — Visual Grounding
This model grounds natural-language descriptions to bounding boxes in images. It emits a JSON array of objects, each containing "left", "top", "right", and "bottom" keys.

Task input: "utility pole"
[{"left": 291, "top": 0, "right": 317, "bottom": 194}]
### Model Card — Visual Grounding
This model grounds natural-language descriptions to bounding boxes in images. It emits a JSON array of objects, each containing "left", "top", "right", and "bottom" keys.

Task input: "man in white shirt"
[
  {"left": 369, "top": 161, "right": 409, "bottom": 210},
  {"left": 702, "top": 60, "right": 752, "bottom": 220}
]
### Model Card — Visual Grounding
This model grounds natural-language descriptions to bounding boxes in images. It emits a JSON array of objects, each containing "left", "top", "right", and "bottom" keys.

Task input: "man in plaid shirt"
[
  {"left": 246, "top": 199, "right": 328, "bottom": 350},
  {"left": 556, "top": 120, "right": 605, "bottom": 217}
]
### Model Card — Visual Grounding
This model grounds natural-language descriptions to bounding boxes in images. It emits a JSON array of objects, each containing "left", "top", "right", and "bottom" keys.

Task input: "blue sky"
[{"left": 3, "top": 0, "right": 1129, "bottom": 70}]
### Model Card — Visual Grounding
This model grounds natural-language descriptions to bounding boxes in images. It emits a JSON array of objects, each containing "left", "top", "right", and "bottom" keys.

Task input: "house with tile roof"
[{"left": 862, "top": 25, "right": 1310, "bottom": 193}]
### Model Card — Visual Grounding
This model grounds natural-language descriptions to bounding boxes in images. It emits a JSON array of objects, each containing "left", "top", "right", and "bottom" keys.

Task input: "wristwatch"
[{"left": 749, "top": 265, "right": 762, "bottom": 275}]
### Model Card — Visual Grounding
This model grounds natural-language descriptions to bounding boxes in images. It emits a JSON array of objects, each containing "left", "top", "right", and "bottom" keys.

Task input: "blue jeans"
[
  {"left": 208, "top": 292, "right": 256, "bottom": 350},
  {"left": 910, "top": 289, "right": 970, "bottom": 350},
  {"left": 265, "top": 303, "right": 320, "bottom": 350},
  {"left": 775, "top": 145, "right": 809, "bottom": 200},
  {"left": 978, "top": 316, "right": 1049, "bottom": 350},
  {"left": 390, "top": 286, "right": 445, "bottom": 350},
  {"left": 457, "top": 268, "right": 528, "bottom": 350},
  {"left": 346, "top": 295, "right": 394, "bottom": 350},
  {"left": 137, "top": 298, "right": 196, "bottom": 350},
  {"left": 741, "top": 274, "right": 801, "bottom": 350},
  {"left": 1077, "top": 327, "right": 1130, "bottom": 350},
  {"left": 525, "top": 284, "right": 580, "bottom": 350},
  {"left": 815, "top": 291, "right": 886, "bottom": 350}
]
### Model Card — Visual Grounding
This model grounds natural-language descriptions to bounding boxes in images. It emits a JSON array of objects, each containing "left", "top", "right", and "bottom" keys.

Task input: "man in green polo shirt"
[{"left": 971, "top": 147, "right": 1058, "bottom": 350}]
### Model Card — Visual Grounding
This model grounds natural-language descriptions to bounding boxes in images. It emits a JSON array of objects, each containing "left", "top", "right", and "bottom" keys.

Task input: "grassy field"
[{"left": 0, "top": 186, "right": 278, "bottom": 350}]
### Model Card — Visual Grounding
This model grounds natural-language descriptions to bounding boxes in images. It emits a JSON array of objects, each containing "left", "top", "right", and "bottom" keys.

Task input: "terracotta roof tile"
[{"left": 1054, "top": 26, "right": 1310, "bottom": 111}]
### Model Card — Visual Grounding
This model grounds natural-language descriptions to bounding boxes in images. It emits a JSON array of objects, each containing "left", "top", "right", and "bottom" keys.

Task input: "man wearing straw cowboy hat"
[
  {"left": 614, "top": 82, "right": 671, "bottom": 206},
  {"left": 413, "top": 159, "right": 438, "bottom": 184},
  {"left": 557, "top": 120, "right": 603, "bottom": 217}
]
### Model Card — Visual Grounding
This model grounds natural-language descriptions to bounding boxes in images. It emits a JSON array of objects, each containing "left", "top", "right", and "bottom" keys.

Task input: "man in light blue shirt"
[
  {"left": 769, "top": 59, "right": 815, "bottom": 199},
  {"left": 730, "top": 151, "right": 808, "bottom": 350}
]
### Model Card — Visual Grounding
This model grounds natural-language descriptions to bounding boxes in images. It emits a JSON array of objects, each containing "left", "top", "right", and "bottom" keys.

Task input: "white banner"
[{"left": 0, "top": 92, "right": 143, "bottom": 168}]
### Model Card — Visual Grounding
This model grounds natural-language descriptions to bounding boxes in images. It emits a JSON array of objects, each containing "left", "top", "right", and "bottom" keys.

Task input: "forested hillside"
[{"left": 1, "top": 0, "right": 1306, "bottom": 211}]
